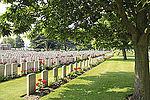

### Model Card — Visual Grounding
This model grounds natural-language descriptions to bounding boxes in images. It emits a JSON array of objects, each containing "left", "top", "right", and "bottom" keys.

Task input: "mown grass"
[
  {"left": 0, "top": 53, "right": 135, "bottom": 100},
  {"left": 41, "top": 53, "right": 135, "bottom": 100},
  {"left": 0, "top": 61, "right": 88, "bottom": 100}
]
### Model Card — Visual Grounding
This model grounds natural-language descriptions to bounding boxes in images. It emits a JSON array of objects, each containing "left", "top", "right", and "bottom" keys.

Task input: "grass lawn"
[
  {"left": 41, "top": 53, "right": 135, "bottom": 100},
  {"left": 0, "top": 61, "right": 88, "bottom": 100},
  {"left": 0, "top": 53, "right": 135, "bottom": 100}
]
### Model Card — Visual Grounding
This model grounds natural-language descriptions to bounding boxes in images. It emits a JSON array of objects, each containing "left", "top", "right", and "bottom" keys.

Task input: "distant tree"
[
  {"left": 30, "top": 32, "right": 63, "bottom": 50},
  {"left": 91, "top": 13, "right": 133, "bottom": 59},
  {"left": 1, "top": 37, "right": 15, "bottom": 48},
  {"left": 14, "top": 35, "right": 24, "bottom": 48}
]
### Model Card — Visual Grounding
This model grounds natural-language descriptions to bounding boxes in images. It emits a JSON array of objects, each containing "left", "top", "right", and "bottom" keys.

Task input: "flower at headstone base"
[
  {"left": 74, "top": 68, "right": 77, "bottom": 70},
  {"left": 36, "top": 83, "right": 39, "bottom": 86},
  {"left": 24, "top": 59, "right": 27, "bottom": 62},
  {"left": 77, "top": 67, "right": 81, "bottom": 69},
  {"left": 15, "top": 60, "right": 17, "bottom": 63},
  {"left": 46, "top": 57, "right": 49, "bottom": 60},
  {"left": 67, "top": 60, "right": 69, "bottom": 64},
  {"left": 54, "top": 61, "right": 56, "bottom": 63},
  {"left": 59, "top": 60, "right": 61, "bottom": 62},
  {"left": 56, "top": 56, "right": 59, "bottom": 58},
  {"left": 21, "top": 69, "right": 26, "bottom": 75},
  {"left": 31, "top": 68, "right": 34, "bottom": 71},
  {"left": 51, "top": 58, "right": 53, "bottom": 59},
  {"left": 36, "top": 79, "right": 47, "bottom": 91},
  {"left": 4, "top": 62, "right": 7, "bottom": 65},
  {"left": 52, "top": 62, "right": 55, "bottom": 65},
  {"left": 38, "top": 78, "right": 42, "bottom": 81},
  {"left": 42, "top": 80, "right": 46, "bottom": 84},
  {"left": 22, "top": 56, "right": 24, "bottom": 58},
  {"left": 42, "top": 63, "right": 44, "bottom": 65},
  {"left": 23, "top": 69, "right": 26, "bottom": 72},
  {"left": 40, "top": 61, "right": 42, "bottom": 63},
  {"left": 1, "top": 62, "right": 3, "bottom": 64}
]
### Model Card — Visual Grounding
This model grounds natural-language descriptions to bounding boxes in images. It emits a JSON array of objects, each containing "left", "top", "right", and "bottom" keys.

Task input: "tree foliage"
[
  {"left": 0, "top": 0, "right": 150, "bottom": 99},
  {"left": 14, "top": 35, "right": 24, "bottom": 48},
  {"left": 1, "top": 37, "right": 15, "bottom": 48}
]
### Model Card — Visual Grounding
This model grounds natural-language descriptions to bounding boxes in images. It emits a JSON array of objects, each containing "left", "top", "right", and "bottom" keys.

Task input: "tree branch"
[{"left": 116, "top": 0, "right": 137, "bottom": 41}]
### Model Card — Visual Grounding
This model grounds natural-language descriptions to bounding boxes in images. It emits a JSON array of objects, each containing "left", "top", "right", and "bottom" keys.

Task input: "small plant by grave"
[
  {"left": 90, "top": 63, "right": 97, "bottom": 67},
  {"left": 21, "top": 69, "right": 26, "bottom": 76},
  {"left": 68, "top": 67, "right": 82, "bottom": 78},
  {"left": 36, "top": 78, "right": 47, "bottom": 91}
]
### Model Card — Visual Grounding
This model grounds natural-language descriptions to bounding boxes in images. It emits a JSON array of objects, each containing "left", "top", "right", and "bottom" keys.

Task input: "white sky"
[{"left": 0, "top": 2, "right": 30, "bottom": 47}]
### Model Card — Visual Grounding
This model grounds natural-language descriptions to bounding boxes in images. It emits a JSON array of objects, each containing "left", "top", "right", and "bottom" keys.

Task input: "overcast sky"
[{"left": 0, "top": 2, "right": 30, "bottom": 47}]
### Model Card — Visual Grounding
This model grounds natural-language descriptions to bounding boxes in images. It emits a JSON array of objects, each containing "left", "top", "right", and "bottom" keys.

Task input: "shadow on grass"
[
  {"left": 107, "top": 58, "right": 135, "bottom": 62},
  {"left": 44, "top": 72, "right": 134, "bottom": 100}
]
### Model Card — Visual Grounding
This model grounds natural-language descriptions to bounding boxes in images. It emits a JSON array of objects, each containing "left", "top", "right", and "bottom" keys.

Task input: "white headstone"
[{"left": 27, "top": 73, "right": 36, "bottom": 96}]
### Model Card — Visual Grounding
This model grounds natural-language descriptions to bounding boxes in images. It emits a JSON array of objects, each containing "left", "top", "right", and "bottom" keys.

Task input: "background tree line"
[{"left": 1, "top": 35, "right": 24, "bottom": 49}]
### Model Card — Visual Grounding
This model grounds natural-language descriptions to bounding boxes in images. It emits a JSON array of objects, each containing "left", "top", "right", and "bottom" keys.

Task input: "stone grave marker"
[
  {"left": 0, "top": 65, "right": 5, "bottom": 76},
  {"left": 79, "top": 61, "right": 82, "bottom": 69},
  {"left": 69, "top": 63, "right": 73, "bottom": 73},
  {"left": 89, "top": 58, "right": 90, "bottom": 64},
  {"left": 83, "top": 60, "right": 85, "bottom": 67},
  {"left": 21, "top": 62, "right": 26, "bottom": 71},
  {"left": 53, "top": 67, "right": 58, "bottom": 81},
  {"left": 86, "top": 60, "right": 89, "bottom": 67},
  {"left": 11, "top": 63, "right": 18, "bottom": 77},
  {"left": 27, "top": 73, "right": 36, "bottom": 96},
  {"left": 41, "top": 70, "right": 48, "bottom": 86},
  {"left": 27, "top": 62, "right": 32, "bottom": 71},
  {"left": 34, "top": 61, "right": 39, "bottom": 71},
  {"left": 4, "top": 64, "right": 11, "bottom": 77},
  {"left": 75, "top": 62, "right": 78, "bottom": 69},
  {"left": 62, "top": 65, "right": 66, "bottom": 78}
]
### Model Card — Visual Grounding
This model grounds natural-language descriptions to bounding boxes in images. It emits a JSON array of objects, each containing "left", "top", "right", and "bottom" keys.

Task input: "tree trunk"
[
  {"left": 133, "top": 34, "right": 150, "bottom": 100},
  {"left": 64, "top": 43, "right": 67, "bottom": 51},
  {"left": 122, "top": 48, "right": 127, "bottom": 60}
]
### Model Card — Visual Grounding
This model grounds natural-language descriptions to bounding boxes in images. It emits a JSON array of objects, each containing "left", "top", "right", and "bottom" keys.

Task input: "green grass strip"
[
  {"left": 0, "top": 53, "right": 135, "bottom": 100},
  {"left": 41, "top": 53, "right": 135, "bottom": 100}
]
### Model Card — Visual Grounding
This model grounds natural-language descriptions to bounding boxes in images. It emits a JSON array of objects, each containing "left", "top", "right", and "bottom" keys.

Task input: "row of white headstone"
[
  {"left": 0, "top": 51, "right": 110, "bottom": 78},
  {"left": 0, "top": 50, "right": 110, "bottom": 64},
  {"left": 0, "top": 61, "right": 39, "bottom": 77},
  {"left": 26, "top": 52, "right": 115, "bottom": 95},
  {"left": 27, "top": 59, "right": 91, "bottom": 95}
]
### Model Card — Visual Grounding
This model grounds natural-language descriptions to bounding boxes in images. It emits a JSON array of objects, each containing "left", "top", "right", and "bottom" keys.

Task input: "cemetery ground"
[
  {"left": 41, "top": 53, "right": 135, "bottom": 100},
  {"left": 0, "top": 52, "right": 136, "bottom": 100}
]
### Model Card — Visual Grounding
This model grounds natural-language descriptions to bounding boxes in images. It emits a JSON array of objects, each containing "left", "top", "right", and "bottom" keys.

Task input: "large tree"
[{"left": 0, "top": 0, "right": 150, "bottom": 99}]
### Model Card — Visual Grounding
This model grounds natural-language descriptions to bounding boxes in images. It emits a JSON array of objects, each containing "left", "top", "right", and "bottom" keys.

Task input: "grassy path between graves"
[
  {"left": 41, "top": 53, "right": 135, "bottom": 100},
  {"left": 0, "top": 65, "right": 64, "bottom": 100},
  {"left": 0, "top": 53, "right": 136, "bottom": 100},
  {"left": 0, "top": 60, "right": 86, "bottom": 100}
]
